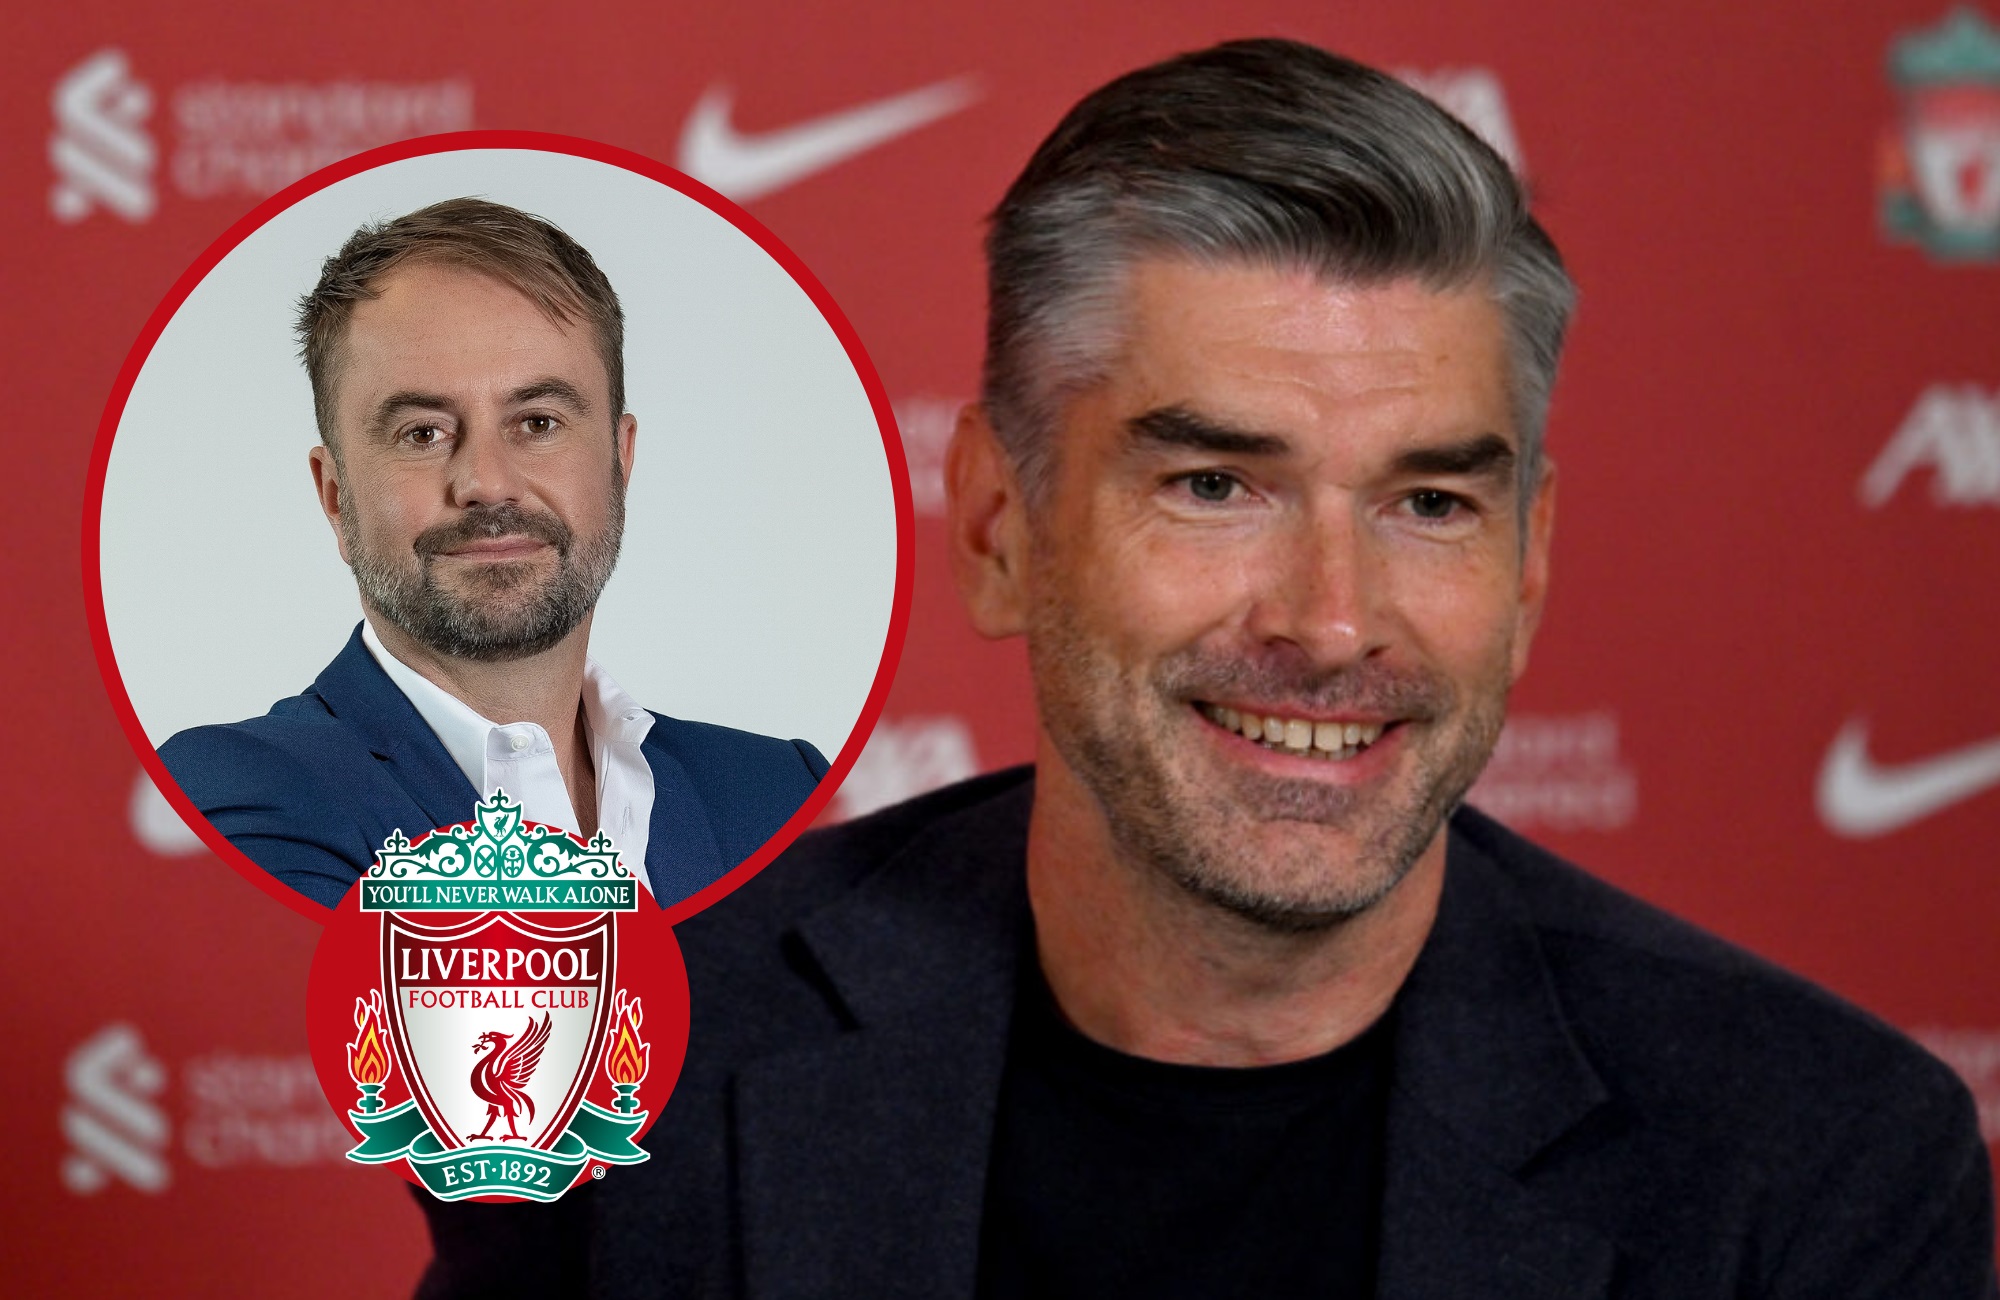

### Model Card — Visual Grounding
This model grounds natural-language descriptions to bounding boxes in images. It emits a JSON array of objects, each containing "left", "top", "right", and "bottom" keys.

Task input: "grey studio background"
[{"left": 97, "top": 147, "right": 898, "bottom": 762}]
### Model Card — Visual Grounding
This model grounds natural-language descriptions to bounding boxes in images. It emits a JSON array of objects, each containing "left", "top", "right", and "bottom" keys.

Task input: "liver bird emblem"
[{"left": 469, "top": 1014, "right": 553, "bottom": 1142}]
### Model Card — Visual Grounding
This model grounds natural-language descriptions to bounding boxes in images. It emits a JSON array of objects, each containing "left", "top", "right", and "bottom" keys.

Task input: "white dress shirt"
[{"left": 361, "top": 621, "right": 659, "bottom": 894}]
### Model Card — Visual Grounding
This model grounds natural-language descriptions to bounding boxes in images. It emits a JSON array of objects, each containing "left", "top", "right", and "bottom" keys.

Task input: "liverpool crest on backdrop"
[{"left": 1880, "top": 6, "right": 2000, "bottom": 260}]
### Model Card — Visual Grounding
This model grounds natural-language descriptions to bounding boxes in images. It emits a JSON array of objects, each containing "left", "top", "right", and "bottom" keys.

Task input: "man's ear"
[
  {"left": 308, "top": 442, "right": 351, "bottom": 567},
  {"left": 945, "top": 404, "right": 1031, "bottom": 639},
  {"left": 615, "top": 412, "right": 637, "bottom": 485},
  {"left": 1510, "top": 460, "right": 1557, "bottom": 684}
]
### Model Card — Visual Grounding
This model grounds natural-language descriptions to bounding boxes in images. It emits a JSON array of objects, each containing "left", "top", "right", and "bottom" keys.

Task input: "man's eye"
[
  {"left": 1408, "top": 489, "right": 1462, "bottom": 519},
  {"left": 523, "top": 416, "right": 558, "bottom": 436},
  {"left": 405, "top": 424, "right": 444, "bottom": 447},
  {"left": 1182, "top": 471, "right": 1241, "bottom": 503}
]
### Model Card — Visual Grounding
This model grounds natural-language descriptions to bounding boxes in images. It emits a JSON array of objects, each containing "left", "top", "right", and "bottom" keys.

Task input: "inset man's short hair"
[{"left": 297, "top": 197, "right": 625, "bottom": 443}]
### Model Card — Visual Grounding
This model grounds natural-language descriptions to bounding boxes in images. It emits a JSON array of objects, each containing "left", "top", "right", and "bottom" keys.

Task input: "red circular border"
[{"left": 82, "top": 130, "right": 915, "bottom": 926}]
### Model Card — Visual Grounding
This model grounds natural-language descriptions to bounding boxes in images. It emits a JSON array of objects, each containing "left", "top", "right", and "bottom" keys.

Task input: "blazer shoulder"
[
  {"left": 691, "top": 766, "right": 1035, "bottom": 941},
  {"left": 158, "top": 688, "right": 363, "bottom": 791},
  {"left": 1452, "top": 805, "right": 1973, "bottom": 1134},
  {"left": 1453, "top": 807, "right": 1993, "bottom": 1291},
  {"left": 640, "top": 713, "right": 831, "bottom": 876},
  {"left": 156, "top": 710, "right": 383, "bottom": 908},
  {"left": 645, "top": 713, "right": 828, "bottom": 783}
]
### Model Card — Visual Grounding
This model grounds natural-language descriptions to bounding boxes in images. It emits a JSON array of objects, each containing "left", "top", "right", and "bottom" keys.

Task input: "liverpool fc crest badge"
[
  {"left": 1880, "top": 6, "right": 2000, "bottom": 260},
  {"left": 308, "top": 790, "right": 688, "bottom": 1202}
]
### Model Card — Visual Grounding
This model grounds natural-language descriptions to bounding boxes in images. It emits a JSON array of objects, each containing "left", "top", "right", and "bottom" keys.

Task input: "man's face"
[
  {"left": 310, "top": 260, "right": 636, "bottom": 662},
  {"left": 1006, "top": 260, "right": 1552, "bottom": 928}
]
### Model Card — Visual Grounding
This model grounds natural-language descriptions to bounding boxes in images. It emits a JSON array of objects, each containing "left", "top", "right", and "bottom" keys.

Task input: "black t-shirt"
[{"left": 976, "top": 963, "right": 1396, "bottom": 1299}]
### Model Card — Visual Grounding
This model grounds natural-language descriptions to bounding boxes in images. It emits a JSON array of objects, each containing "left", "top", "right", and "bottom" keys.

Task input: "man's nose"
[
  {"left": 446, "top": 418, "right": 526, "bottom": 508},
  {"left": 1243, "top": 508, "right": 1388, "bottom": 667}
]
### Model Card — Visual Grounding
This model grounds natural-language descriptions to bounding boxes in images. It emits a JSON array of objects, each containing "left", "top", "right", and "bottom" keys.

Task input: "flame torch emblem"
[
  {"left": 346, "top": 991, "right": 393, "bottom": 1115},
  {"left": 604, "top": 991, "right": 651, "bottom": 1115}
]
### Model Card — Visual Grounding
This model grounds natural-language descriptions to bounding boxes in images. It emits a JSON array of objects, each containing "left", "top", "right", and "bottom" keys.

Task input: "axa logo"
[
  {"left": 62, "top": 1024, "right": 170, "bottom": 1194},
  {"left": 1913, "top": 1027, "right": 2000, "bottom": 1141},
  {"left": 833, "top": 716, "right": 980, "bottom": 820},
  {"left": 1397, "top": 68, "right": 1524, "bottom": 171},
  {"left": 892, "top": 395, "right": 964, "bottom": 518},
  {"left": 50, "top": 49, "right": 156, "bottom": 224},
  {"left": 130, "top": 768, "right": 205, "bottom": 856},
  {"left": 1861, "top": 384, "right": 2000, "bottom": 507},
  {"left": 1879, "top": 7, "right": 2000, "bottom": 261}
]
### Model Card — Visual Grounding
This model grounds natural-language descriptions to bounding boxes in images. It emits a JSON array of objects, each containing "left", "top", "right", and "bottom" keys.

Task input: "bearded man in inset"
[{"left": 162, "top": 198, "right": 826, "bottom": 910}]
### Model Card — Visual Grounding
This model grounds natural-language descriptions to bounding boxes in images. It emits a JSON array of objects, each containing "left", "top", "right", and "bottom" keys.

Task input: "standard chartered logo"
[
  {"left": 1468, "top": 711, "right": 1638, "bottom": 832},
  {"left": 59, "top": 1023, "right": 356, "bottom": 1194},
  {"left": 62, "top": 1024, "right": 170, "bottom": 1194},
  {"left": 49, "top": 48, "right": 471, "bottom": 224},
  {"left": 49, "top": 49, "right": 157, "bottom": 223}
]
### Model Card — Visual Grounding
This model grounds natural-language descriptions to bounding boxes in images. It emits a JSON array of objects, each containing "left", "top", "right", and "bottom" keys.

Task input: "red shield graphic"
[
  {"left": 1906, "top": 85, "right": 2000, "bottom": 231},
  {"left": 383, "top": 910, "right": 615, "bottom": 1153},
  {"left": 308, "top": 794, "right": 691, "bottom": 1201}
]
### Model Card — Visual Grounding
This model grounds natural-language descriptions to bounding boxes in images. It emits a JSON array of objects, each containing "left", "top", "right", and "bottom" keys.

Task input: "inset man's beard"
[{"left": 345, "top": 490, "right": 624, "bottom": 663}]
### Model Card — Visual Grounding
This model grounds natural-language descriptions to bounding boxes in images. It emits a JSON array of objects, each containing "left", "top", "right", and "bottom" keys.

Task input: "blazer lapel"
[
  {"left": 732, "top": 790, "right": 1031, "bottom": 1300},
  {"left": 727, "top": 791, "right": 1617, "bottom": 1299},
  {"left": 636, "top": 732, "right": 726, "bottom": 909},
  {"left": 1376, "top": 823, "right": 1618, "bottom": 1300},
  {"left": 309, "top": 625, "right": 476, "bottom": 832},
  {"left": 312, "top": 629, "right": 732, "bottom": 908}
]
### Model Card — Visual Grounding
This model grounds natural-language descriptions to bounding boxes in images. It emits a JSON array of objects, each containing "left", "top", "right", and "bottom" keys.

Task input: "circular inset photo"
[{"left": 87, "top": 132, "right": 910, "bottom": 923}]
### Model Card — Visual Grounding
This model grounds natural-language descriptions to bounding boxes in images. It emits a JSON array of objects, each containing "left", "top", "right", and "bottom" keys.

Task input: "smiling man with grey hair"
[{"left": 419, "top": 41, "right": 1993, "bottom": 1300}]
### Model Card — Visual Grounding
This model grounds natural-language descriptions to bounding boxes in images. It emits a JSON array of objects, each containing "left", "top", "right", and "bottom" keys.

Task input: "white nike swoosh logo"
[
  {"left": 677, "top": 76, "right": 979, "bottom": 203},
  {"left": 1816, "top": 718, "right": 2000, "bottom": 837}
]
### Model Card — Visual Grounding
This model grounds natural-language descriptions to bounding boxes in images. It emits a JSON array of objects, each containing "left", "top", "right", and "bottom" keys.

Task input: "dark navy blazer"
[
  {"left": 158, "top": 626, "right": 828, "bottom": 909},
  {"left": 418, "top": 769, "right": 1994, "bottom": 1299}
]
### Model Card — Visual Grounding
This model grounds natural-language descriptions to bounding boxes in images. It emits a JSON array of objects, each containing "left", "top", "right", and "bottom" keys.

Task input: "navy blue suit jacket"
[{"left": 158, "top": 626, "right": 828, "bottom": 909}]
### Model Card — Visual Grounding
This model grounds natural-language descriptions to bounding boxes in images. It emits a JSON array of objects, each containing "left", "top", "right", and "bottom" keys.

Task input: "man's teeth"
[{"left": 1200, "top": 704, "right": 1385, "bottom": 760}]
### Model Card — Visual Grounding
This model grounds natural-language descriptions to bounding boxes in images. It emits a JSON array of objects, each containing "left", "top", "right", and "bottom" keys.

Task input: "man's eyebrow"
[
  {"left": 508, "top": 378, "right": 593, "bottom": 414},
  {"left": 366, "top": 391, "right": 455, "bottom": 439},
  {"left": 1128, "top": 406, "right": 1291, "bottom": 457},
  {"left": 1391, "top": 433, "right": 1516, "bottom": 481}
]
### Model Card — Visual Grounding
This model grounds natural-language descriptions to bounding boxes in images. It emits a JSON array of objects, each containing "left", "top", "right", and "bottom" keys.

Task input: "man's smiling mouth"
[{"left": 1195, "top": 701, "right": 1390, "bottom": 761}]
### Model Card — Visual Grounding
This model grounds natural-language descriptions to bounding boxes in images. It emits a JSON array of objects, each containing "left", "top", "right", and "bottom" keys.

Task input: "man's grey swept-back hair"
[{"left": 983, "top": 38, "right": 1576, "bottom": 501}]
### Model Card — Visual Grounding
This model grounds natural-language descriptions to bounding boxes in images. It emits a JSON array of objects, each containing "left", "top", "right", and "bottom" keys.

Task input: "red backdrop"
[{"left": 7, "top": 1, "right": 1998, "bottom": 1292}]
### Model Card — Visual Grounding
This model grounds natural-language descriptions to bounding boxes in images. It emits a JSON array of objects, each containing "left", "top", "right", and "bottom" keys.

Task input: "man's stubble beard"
[
  {"left": 1027, "top": 576, "right": 1511, "bottom": 934},
  {"left": 342, "top": 464, "right": 626, "bottom": 664}
]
